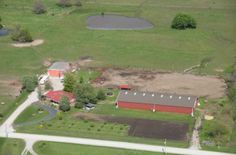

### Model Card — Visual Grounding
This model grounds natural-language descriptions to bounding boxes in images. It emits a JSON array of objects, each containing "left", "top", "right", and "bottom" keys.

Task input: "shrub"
[
  {"left": 33, "top": 0, "right": 47, "bottom": 14},
  {"left": 45, "top": 81, "right": 53, "bottom": 90},
  {"left": 59, "top": 96, "right": 71, "bottom": 112},
  {"left": 96, "top": 89, "right": 106, "bottom": 100},
  {"left": 11, "top": 25, "right": 33, "bottom": 42},
  {"left": 75, "top": 101, "right": 84, "bottom": 109},
  {"left": 75, "top": 0, "right": 82, "bottom": 6},
  {"left": 0, "top": 113, "right": 3, "bottom": 118},
  {"left": 171, "top": 13, "right": 197, "bottom": 30},
  {"left": 57, "top": 0, "right": 72, "bottom": 7},
  {"left": 22, "top": 76, "right": 38, "bottom": 92},
  {"left": 0, "top": 16, "right": 3, "bottom": 29}
]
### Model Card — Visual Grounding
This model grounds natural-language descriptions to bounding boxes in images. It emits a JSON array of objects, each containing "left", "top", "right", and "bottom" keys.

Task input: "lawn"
[
  {"left": 0, "top": 138, "right": 25, "bottom": 155},
  {"left": 14, "top": 103, "right": 50, "bottom": 125},
  {"left": 34, "top": 141, "right": 175, "bottom": 155}
]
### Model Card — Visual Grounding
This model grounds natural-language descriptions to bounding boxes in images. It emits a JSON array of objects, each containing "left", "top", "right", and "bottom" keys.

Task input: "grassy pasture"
[{"left": 0, "top": 0, "right": 236, "bottom": 76}]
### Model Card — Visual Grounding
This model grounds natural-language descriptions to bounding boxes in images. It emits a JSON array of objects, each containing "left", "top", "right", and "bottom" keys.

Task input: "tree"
[
  {"left": 64, "top": 73, "right": 76, "bottom": 92},
  {"left": 75, "top": 101, "right": 84, "bottom": 109},
  {"left": 74, "top": 84, "right": 97, "bottom": 104},
  {"left": 22, "top": 76, "right": 38, "bottom": 92},
  {"left": 96, "top": 89, "right": 106, "bottom": 100},
  {"left": 11, "top": 25, "right": 33, "bottom": 42},
  {"left": 33, "top": 0, "right": 47, "bottom": 14},
  {"left": 57, "top": 0, "right": 72, "bottom": 7},
  {"left": 171, "top": 13, "right": 197, "bottom": 30},
  {"left": 59, "top": 96, "right": 71, "bottom": 112}
]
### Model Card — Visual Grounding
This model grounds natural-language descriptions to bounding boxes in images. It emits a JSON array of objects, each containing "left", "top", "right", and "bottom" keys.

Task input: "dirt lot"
[
  {"left": 93, "top": 68, "right": 226, "bottom": 99},
  {"left": 75, "top": 113, "right": 189, "bottom": 141},
  {"left": 0, "top": 78, "right": 22, "bottom": 97}
]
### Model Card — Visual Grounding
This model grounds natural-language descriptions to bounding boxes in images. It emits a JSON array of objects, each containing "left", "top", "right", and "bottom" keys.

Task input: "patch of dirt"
[
  {"left": 75, "top": 113, "right": 189, "bottom": 141},
  {"left": 12, "top": 39, "right": 44, "bottom": 48},
  {"left": 93, "top": 68, "right": 226, "bottom": 99},
  {"left": 78, "top": 56, "right": 93, "bottom": 66},
  {"left": 43, "top": 58, "right": 52, "bottom": 67},
  {"left": 0, "top": 79, "right": 22, "bottom": 97}
]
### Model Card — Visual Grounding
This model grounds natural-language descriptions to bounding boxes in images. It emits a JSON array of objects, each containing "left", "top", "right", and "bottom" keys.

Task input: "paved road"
[
  {"left": 0, "top": 88, "right": 235, "bottom": 155},
  {"left": 1, "top": 132, "right": 234, "bottom": 155}
]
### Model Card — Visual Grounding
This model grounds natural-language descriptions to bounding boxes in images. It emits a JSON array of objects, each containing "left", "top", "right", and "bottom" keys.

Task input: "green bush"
[
  {"left": 171, "top": 13, "right": 197, "bottom": 30},
  {"left": 75, "top": 101, "right": 84, "bottom": 109},
  {"left": 11, "top": 26, "right": 33, "bottom": 42},
  {"left": 59, "top": 96, "right": 71, "bottom": 112},
  {"left": 96, "top": 89, "right": 106, "bottom": 100},
  {"left": 22, "top": 76, "right": 38, "bottom": 92},
  {"left": 33, "top": 0, "right": 47, "bottom": 14},
  {"left": 75, "top": 0, "right": 82, "bottom": 6},
  {"left": 57, "top": 0, "right": 72, "bottom": 7},
  {"left": 0, "top": 16, "right": 3, "bottom": 29}
]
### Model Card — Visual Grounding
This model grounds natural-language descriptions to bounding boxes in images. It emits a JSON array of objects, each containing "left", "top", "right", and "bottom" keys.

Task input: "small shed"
[
  {"left": 119, "top": 84, "right": 131, "bottom": 90},
  {"left": 48, "top": 62, "right": 70, "bottom": 78}
]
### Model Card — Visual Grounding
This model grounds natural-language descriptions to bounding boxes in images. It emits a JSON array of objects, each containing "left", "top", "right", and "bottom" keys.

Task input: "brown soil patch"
[
  {"left": 12, "top": 39, "right": 44, "bottom": 48},
  {"left": 75, "top": 113, "right": 189, "bottom": 141},
  {"left": 0, "top": 78, "right": 22, "bottom": 97},
  {"left": 93, "top": 68, "right": 226, "bottom": 99}
]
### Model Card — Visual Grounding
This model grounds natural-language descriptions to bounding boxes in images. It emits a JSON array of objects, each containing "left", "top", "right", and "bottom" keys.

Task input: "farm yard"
[{"left": 93, "top": 68, "right": 226, "bottom": 99}]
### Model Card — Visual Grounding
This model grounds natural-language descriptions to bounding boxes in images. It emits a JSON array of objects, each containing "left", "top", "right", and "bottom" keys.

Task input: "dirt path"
[
  {"left": 12, "top": 39, "right": 44, "bottom": 48},
  {"left": 93, "top": 68, "right": 226, "bottom": 99}
]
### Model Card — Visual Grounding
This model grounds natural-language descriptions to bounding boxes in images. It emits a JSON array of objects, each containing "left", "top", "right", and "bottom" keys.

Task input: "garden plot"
[
  {"left": 93, "top": 68, "right": 226, "bottom": 99},
  {"left": 76, "top": 113, "right": 189, "bottom": 141}
]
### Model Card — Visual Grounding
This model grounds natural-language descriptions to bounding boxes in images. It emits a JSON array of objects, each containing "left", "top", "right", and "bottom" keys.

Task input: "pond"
[
  {"left": 87, "top": 14, "right": 153, "bottom": 30},
  {"left": 0, "top": 29, "right": 9, "bottom": 36}
]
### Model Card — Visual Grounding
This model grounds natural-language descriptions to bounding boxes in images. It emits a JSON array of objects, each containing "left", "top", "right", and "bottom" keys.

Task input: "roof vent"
[
  {"left": 125, "top": 91, "right": 128, "bottom": 95},
  {"left": 143, "top": 93, "right": 146, "bottom": 96},
  {"left": 188, "top": 97, "right": 191, "bottom": 100},
  {"left": 134, "top": 92, "right": 137, "bottom": 95},
  {"left": 161, "top": 94, "right": 164, "bottom": 98},
  {"left": 179, "top": 96, "right": 182, "bottom": 99},
  {"left": 170, "top": 95, "right": 173, "bottom": 99}
]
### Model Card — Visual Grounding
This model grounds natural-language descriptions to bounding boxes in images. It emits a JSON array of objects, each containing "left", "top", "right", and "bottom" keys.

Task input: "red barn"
[
  {"left": 48, "top": 62, "right": 70, "bottom": 78},
  {"left": 45, "top": 90, "right": 76, "bottom": 103},
  {"left": 117, "top": 90, "right": 199, "bottom": 116}
]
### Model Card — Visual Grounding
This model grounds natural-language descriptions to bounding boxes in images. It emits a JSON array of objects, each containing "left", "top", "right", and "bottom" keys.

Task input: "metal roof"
[
  {"left": 48, "top": 62, "right": 70, "bottom": 71},
  {"left": 118, "top": 90, "right": 198, "bottom": 108}
]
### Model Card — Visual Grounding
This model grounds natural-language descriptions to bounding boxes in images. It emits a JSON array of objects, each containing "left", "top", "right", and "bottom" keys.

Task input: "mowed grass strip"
[{"left": 34, "top": 141, "right": 177, "bottom": 155}]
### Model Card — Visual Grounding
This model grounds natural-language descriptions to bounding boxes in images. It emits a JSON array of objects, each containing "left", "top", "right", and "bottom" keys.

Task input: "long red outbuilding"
[{"left": 116, "top": 90, "right": 199, "bottom": 115}]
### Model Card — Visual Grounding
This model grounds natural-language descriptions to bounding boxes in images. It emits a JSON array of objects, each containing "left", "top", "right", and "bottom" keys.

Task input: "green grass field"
[
  {"left": 34, "top": 141, "right": 175, "bottom": 155},
  {"left": 0, "top": 138, "right": 25, "bottom": 155},
  {"left": 0, "top": 0, "right": 236, "bottom": 77}
]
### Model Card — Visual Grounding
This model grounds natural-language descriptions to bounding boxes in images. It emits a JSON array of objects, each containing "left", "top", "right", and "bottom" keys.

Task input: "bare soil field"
[
  {"left": 75, "top": 113, "right": 189, "bottom": 141},
  {"left": 0, "top": 78, "right": 22, "bottom": 97},
  {"left": 93, "top": 68, "right": 226, "bottom": 99}
]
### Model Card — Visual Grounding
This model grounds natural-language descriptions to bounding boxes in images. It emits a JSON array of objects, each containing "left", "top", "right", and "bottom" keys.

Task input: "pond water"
[
  {"left": 0, "top": 29, "right": 9, "bottom": 36},
  {"left": 87, "top": 15, "right": 153, "bottom": 30}
]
